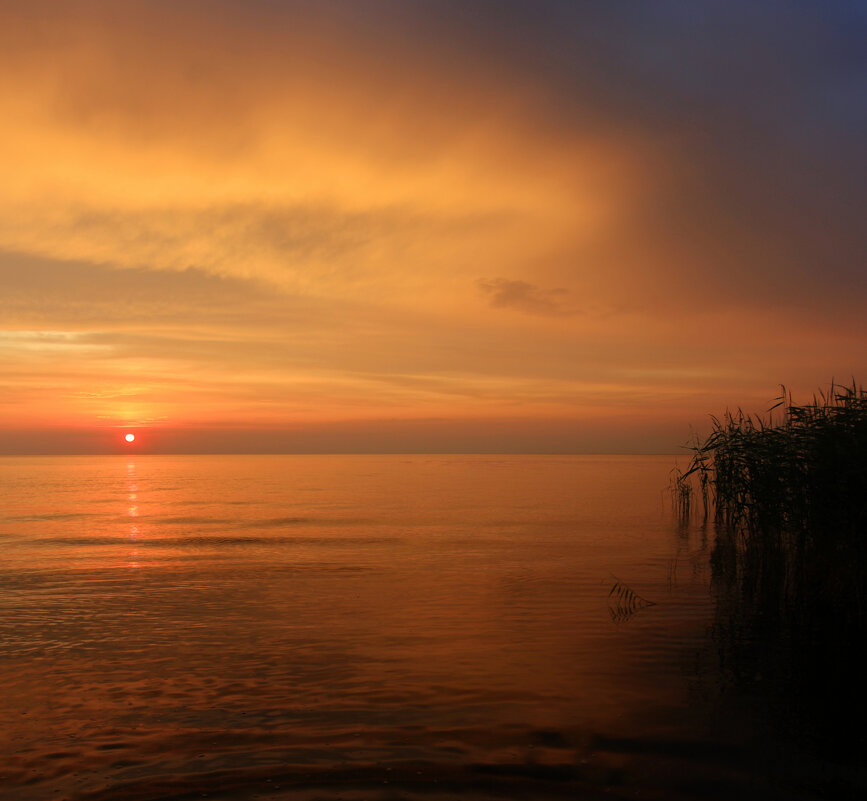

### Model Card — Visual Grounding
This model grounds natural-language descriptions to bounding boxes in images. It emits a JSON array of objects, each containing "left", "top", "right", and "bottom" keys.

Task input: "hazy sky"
[{"left": 1, "top": 0, "right": 865, "bottom": 453}]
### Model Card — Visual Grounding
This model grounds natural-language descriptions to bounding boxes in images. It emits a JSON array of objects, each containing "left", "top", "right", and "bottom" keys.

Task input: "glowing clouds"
[{"left": 0, "top": 3, "right": 863, "bottom": 454}]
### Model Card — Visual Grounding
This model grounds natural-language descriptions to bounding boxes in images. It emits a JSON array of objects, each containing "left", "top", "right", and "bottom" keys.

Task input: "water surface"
[{"left": 0, "top": 455, "right": 858, "bottom": 799}]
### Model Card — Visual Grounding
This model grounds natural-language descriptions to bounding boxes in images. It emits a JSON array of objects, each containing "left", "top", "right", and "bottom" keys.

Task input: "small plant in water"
[{"left": 608, "top": 576, "right": 656, "bottom": 623}]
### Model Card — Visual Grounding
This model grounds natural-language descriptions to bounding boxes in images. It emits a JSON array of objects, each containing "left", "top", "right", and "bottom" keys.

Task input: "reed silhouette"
[{"left": 677, "top": 382, "right": 867, "bottom": 759}]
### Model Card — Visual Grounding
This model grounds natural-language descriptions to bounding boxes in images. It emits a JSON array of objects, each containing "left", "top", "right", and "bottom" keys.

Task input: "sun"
[{"left": 124, "top": 433, "right": 136, "bottom": 443}]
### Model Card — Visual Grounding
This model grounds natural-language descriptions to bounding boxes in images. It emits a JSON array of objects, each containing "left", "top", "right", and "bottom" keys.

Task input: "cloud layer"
[{"left": 0, "top": 1, "right": 864, "bottom": 452}]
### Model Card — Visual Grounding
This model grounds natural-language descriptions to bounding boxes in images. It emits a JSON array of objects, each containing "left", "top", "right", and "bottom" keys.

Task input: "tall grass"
[
  {"left": 678, "top": 380, "right": 867, "bottom": 540},
  {"left": 678, "top": 381, "right": 867, "bottom": 757},
  {"left": 678, "top": 380, "right": 867, "bottom": 613}
]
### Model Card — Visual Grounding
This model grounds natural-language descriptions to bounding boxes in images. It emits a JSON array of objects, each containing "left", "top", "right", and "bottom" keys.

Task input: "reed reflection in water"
[{"left": 0, "top": 455, "right": 861, "bottom": 800}]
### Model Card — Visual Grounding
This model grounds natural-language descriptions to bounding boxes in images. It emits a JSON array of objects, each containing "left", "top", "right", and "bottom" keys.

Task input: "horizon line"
[{"left": 0, "top": 450, "right": 685, "bottom": 457}]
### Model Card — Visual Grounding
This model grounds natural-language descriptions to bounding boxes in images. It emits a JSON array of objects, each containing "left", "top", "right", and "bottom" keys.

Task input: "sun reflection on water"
[{"left": 126, "top": 460, "right": 141, "bottom": 568}]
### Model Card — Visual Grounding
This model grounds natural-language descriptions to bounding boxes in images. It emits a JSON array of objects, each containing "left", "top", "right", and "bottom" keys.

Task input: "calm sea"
[{"left": 0, "top": 455, "right": 860, "bottom": 800}]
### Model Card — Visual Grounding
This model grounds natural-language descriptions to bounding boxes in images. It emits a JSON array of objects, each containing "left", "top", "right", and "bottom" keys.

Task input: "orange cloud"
[{"left": 0, "top": 1, "right": 864, "bottom": 452}]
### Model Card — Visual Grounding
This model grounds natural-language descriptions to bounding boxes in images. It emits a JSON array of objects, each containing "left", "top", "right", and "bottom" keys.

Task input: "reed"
[
  {"left": 679, "top": 380, "right": 867, "bottom": 542},
  {"left": 680, "top": 381, "right": 867, "bottom": 756},
  {"left": 679, "top": 381, "right": 867, "bottom": 614}
]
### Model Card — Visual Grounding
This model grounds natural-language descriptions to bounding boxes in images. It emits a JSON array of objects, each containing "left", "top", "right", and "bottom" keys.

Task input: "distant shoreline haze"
[
  {"left": 5, "top": 387, "right": 857, "bottom": 455},
  {"left": 0, "top": 451, "right": 685, "bottom": 457},
  {"left": 0, "top": 420, "right": 689, "bottom": 456},
  {"left": 0, "top": 435, "right": 692, "bottom": 456}
]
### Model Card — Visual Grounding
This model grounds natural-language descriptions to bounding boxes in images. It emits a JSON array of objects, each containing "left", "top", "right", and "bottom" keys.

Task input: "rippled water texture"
[{"left": 0, "top": 455, "right": 859, "bottom": 800}]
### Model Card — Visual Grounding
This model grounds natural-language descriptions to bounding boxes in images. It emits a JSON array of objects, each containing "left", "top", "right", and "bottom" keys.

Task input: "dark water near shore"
[{"left": 0, "top": 455, "right": 863, "bottom": 800}]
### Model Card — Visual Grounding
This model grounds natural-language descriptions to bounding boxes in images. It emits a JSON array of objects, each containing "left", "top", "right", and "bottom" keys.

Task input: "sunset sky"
[{"left": 1, "top": 0, "right": 865, "bottom": 453}]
